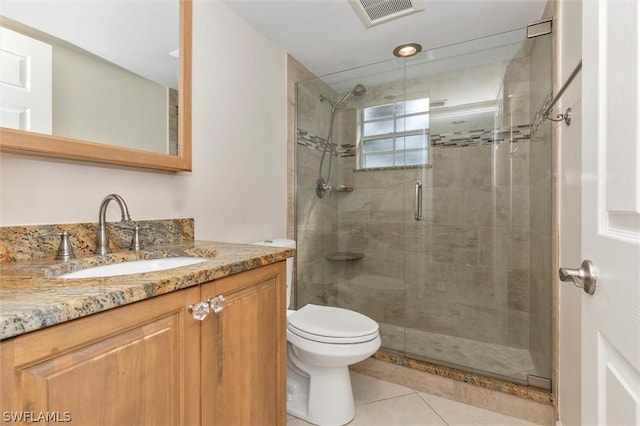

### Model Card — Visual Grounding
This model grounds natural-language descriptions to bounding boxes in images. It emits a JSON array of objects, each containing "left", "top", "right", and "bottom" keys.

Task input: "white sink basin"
[{"left": 57, "top": 257, "right": 207, "bottom": 278}]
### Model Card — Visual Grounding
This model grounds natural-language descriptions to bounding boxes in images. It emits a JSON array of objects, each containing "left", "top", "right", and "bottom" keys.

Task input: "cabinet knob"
[
  {"left": 208, "top": 295, "right": 226, "bottom": 314},
  {"left": 189, "top": 301, "right": 210, "bottom": 320}
]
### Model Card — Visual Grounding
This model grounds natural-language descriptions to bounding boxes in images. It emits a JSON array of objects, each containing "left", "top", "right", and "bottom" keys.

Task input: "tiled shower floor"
[{"left": 379, "top": 323, "right": 538, "bottom": 383}]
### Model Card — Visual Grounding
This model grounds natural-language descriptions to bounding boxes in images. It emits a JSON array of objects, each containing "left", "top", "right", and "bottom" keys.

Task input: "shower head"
[
  {"left": 320, "top": 83, "right": 367, "bottom": 110},
  {"left": 353, "top": 83, "right": 366, "bottom": 96},
  {"left": 336, "top": 83, "right": 366, "bottom": 107}
]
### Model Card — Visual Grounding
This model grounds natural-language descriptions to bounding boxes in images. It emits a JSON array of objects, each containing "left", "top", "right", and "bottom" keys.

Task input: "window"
[{"left": 359, "top": 98, "right": 430, "bottom": 169}]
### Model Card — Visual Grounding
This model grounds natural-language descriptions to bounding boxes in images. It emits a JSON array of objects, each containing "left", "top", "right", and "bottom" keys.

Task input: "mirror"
[{"left": 0, "top": 0, "right": 192, "bottom": 172}]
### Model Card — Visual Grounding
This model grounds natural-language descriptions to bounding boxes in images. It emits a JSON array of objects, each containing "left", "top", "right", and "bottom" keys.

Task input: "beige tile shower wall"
[
  {"left": 294, "top": 51, "right": 549, "bottom": 362},
  {"left": 287, "top": 56, "right": 318, "bottom": 310},
  {"left": 332, "top": 56, "right": 535, "bottom": 350},
  {"left": 501, "top": 57, "right": 531, "bottom": 129},
  {"left": 293, "top": 66, "right": 342, "bottom": 308},
  {"left": 336, "top": 143, "right": 531, "bottom": 349},
  {"left": 296, "top": 145, "right": 340, "bottom": 306},
  {"left": 528, "top": 33, "right": 554, "bottom": 379},
  {"left": 286, "top": 55, "right": 316, "bottom": 240}
]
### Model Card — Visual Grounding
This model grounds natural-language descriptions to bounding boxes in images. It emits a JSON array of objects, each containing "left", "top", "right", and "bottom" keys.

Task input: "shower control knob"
[
  {"left": 208, "top": 295, "right": 226, "bottom": 314},
  {"left": 189, "top": 301, "right": 210, "bottom": 320}
]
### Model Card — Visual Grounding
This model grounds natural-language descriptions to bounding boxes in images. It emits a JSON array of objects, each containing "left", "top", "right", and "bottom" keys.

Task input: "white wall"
[
  {"left": 0, "top": 0, "right": 287, "bottom": 244},
  {"left": 557, "top": 0, "right": 582, "bottom": 424}
]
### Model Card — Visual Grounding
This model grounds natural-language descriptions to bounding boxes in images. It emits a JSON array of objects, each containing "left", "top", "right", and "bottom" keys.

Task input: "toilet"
[{"left": 253, "top": 239, "right": 381, "bottom": 426}]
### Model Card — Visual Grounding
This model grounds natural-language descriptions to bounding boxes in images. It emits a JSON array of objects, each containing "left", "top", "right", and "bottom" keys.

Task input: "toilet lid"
[{"left": 288, "top": 304, "right": 379, "bottom": 344}]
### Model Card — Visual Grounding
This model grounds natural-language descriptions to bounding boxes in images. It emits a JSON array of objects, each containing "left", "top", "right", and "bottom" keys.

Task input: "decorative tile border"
[
  {"left": 371, "top": 350, "right": 553, "bottom": 405},
  {"left": 298, "top": 125, "right": 532, "bottom": 156},
  {"left": 297, "top": 129, "right": 356, "bottom": 157},
  {"left": 430, "top": 125, "right": 531, "bottom": 147}
]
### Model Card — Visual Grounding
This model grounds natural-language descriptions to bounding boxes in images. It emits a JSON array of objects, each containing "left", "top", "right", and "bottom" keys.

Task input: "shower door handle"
[{"left": 414, "top": 181, "right": 422, "bottom": 221}]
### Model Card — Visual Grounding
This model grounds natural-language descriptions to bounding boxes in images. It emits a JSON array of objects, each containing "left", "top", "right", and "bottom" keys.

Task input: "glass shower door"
[
  {"left": 295, "top": 26, "right": 553, "bottom": 387},
  {"left": 399, "top": 30, "right": 554, "bottom": 386},
  {"left": 352, "top": 92, "right": 433, "bottom": 356}
]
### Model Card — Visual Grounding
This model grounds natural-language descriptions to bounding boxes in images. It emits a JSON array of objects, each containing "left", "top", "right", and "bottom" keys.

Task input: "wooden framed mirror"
[{"left": 0, "top": 0, "right": 192, "bottom": 172}]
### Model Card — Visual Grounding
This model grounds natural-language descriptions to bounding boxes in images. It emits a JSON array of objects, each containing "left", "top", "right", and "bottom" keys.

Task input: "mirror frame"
[{"left": 0, "top": 0, "right": 192, "bottom": 172}]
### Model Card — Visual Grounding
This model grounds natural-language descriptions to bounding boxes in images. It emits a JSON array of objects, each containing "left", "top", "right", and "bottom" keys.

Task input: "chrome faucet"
[{"left": 95, "top": 194, "right": 132, "bottom": 255}]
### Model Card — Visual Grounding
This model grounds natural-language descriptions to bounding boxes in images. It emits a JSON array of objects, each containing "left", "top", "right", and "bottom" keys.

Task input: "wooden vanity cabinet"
[
  {"left": 200, "top": 262, "right": 287, "bottom": 426},
  {"left": 0, "top": 262, "right": 287, "bottom": 426},
  {"left": 0, "top": 286, "right": 202, "bottom": 426}
]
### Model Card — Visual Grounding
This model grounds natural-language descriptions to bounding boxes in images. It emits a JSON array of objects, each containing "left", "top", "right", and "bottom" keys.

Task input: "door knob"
[{"left": 559, "top": 259, "right": 597, "bottom": 295}]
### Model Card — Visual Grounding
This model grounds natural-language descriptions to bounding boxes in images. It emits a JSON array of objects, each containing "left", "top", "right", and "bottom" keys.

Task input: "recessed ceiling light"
[{"left": 393, "top": 43, "right": 422, "bottom": 58}]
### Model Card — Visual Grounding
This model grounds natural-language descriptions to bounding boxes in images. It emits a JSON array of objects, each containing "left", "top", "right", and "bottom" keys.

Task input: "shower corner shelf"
[
  {"left": 333, "top": 185, "right": 354, "bottom": 193},
  {"left": 325, "top": 252, "right": 364, "bottom": 261}
]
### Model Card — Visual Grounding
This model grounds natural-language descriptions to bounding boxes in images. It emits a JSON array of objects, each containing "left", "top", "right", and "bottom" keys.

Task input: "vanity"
[
  {"left": 0, "top": 233, "right": 292, "bottom": 426},
  {"left": 0, "top": 1, "right": 289, "bottom": 423}
]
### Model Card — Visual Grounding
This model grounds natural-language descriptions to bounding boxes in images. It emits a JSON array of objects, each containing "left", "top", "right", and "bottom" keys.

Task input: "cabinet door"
[
  {"left": 201, "top": 262, "right": 286, "bottom": 426},
  {"left": 1, "top": 287, "right": 201, "bottom": 426}
]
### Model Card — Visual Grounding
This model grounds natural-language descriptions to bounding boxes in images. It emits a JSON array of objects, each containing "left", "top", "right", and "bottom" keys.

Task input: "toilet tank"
[{"left": 251, "top": 239, "right": 295, "bottom": 309}]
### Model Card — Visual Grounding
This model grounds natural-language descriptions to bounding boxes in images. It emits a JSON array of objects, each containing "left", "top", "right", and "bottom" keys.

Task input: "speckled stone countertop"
[{"left": 0, "top": 240, "right": 294, "bottom": 341}]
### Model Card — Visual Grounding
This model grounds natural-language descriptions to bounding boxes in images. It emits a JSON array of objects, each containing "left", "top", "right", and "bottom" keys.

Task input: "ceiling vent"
[{"left": 349, "top": 0, "right": 425, "bottom": 28}]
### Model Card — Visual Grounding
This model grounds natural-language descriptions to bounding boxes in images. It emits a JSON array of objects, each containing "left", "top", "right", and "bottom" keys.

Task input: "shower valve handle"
[{"left": 315, "top": 177, "right": 332, "bottom": 198}]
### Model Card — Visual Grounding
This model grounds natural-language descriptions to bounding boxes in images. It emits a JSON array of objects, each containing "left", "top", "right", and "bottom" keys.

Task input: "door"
[
  {"left": 0, "top": 26, "right": 52, "bottom": 133},
  {"left": 581, "top": 1, "right": 640, "bottom": 424}
]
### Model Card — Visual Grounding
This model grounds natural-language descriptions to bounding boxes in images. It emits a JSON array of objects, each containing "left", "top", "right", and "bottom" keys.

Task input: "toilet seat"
[{"left": 287, "top": 304, "right": 379, "bottom": 344}]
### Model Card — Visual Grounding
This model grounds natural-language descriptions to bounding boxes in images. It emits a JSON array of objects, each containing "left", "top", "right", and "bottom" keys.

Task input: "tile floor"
[{"left": 287, "top": 372, "right": 542, "bottom": 426}]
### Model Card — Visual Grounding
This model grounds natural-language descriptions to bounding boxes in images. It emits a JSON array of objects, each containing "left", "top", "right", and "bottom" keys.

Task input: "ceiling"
[
  {"left": 222, "top": 0, "right": 549, "bottom": 78},
  {"left": 1, "top": 0, "right": 548, "bottom": 93}
]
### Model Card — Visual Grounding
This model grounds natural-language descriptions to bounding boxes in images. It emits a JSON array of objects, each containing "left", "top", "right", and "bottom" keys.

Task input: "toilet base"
[{"left": 286, "top": 358, "right": 355, "bottom": 426}]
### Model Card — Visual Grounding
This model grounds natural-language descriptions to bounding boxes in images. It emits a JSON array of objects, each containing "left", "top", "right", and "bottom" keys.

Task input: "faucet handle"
[
  {"left": 129, "top": 224, "right": 143, "bottom": 251},
  {"left": 128, "top": 223, "right": 151, "bottom": 251},
  {"left": 40, "top": 231, "right": 76, "bottom": 261},
  {"left": 111, "top": 221, "right": 148, "bottom": 251}
]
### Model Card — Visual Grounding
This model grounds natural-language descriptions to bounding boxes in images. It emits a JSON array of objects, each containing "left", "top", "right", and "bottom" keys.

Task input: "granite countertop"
[{"left": 0, "top": 240, "right": 294, "bottom": 341}]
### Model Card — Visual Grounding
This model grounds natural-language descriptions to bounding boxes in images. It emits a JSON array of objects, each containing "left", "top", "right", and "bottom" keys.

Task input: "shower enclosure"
[{"left": 295, "top": 27, "right": 553, "bottom": 386}]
